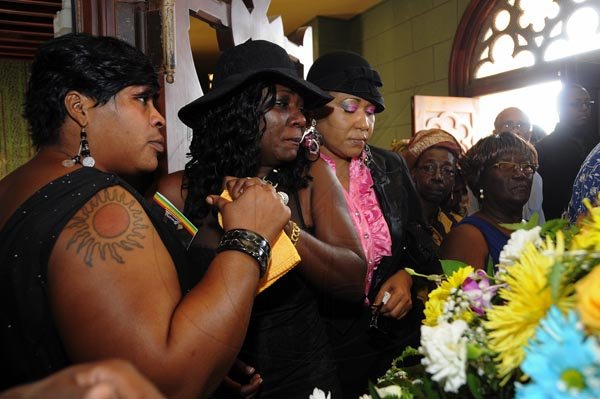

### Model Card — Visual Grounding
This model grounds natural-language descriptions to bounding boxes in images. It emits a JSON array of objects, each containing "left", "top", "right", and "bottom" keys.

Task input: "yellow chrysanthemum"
[
  {"left": 484, "top": 243, "right": 573, "bottom": 383},
  {"left": 423, "top": 266, "right": 474, "bottom": 326},
  {"left": 571, "top": 198, "right": 600, "bottom": 251},
  {"left": 576, "top": 265, "right": 600, "bottom": 334}
]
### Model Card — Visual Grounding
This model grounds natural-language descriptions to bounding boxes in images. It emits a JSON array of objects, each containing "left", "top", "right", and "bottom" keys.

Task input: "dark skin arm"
[
  {"left": 155, "top": 172, "right": 265, "bottom": 399},
  {"left": 439, "top": 223, "right": 489, "bottom": 270},
  {"left": 294, "top": 159, "right": 367, "bottom": 301},
  {"left": 0, "top": 359, "right": 165, "bottom": 399},
  {"left": 48, "top": 181, "right": 289, "bottom": 399}
]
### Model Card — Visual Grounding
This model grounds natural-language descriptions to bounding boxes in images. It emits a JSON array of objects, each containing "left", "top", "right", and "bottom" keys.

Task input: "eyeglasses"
[
  {"left": 416, "top": 163, "right": 457, "bottom": 178},
  {"left": 565, "top": 100, "right": 595, "bottom": 109},
  {"left": 492, "top": 161, "right": 537, "bottom": 176},
  {"left": 501, "top": 121, "right": 530, "bottom": 131}
]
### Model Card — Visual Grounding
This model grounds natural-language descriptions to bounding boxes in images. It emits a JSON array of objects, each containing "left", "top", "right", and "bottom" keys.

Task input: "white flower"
[
  {"left": 309, "top": 387, "right": 331, "bottom": 399},
  {"left": 498, "top": 226, "right": 542, "bottom": 268},
  {"left": 375, "top": 385, "right": 403, "bottom": 397},
  {"left": 420, "top": 319, "right": 468, "bottom": 393}
]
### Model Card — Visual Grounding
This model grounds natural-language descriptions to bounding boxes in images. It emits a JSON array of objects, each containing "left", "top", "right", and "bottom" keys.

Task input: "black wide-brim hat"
[
  {"left": 179, "top": 40, "right": 333, "bottom": 127},
  {"left": 307, "top": 50, "right": 385, "bottom": 113}
]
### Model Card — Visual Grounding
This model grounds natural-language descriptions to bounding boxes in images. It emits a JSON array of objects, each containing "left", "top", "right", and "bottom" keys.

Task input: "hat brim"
[{"left": 179, "top": 68, "right": 333, "bottom": 127}]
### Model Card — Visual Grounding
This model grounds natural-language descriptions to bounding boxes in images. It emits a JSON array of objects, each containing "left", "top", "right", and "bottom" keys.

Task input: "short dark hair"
[
  {"left": 461, "top": 131, "right": 537, "bottom": 194},
  {"left": 24, "top": 33, "right": 159, "bottom": 149}
]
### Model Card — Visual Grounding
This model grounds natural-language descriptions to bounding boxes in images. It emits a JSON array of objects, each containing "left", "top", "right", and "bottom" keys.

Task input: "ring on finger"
[{"left": 277, "top": 191, "right": 289, "bottom": 205}]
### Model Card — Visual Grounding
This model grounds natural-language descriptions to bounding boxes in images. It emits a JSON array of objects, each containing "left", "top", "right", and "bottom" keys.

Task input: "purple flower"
[{"left": 462, "top": 270, "right": 498, "bottom": 315}]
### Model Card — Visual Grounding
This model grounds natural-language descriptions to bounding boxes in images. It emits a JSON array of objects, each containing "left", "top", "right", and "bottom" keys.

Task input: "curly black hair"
[
  {"left": 183, "top": 80, "right": 312, "bottom": 222},
  {"left": 24, "top": 33, "right": 159, "bottom": 149}
]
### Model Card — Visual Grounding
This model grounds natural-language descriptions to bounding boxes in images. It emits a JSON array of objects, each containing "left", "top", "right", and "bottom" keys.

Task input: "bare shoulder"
[
  {"left": 153, "top": 170, "right": 186, "bottom": 211},
  {"left": 439, "top": 223, "right": 488, "bottom": 269},
  {"left": 48, "top": 184, "right": 180, "bottom": 361},
  {"left": 308, "top": 159, "right": 344, "bottom": 203},
  {"left": 55, "top": 185, "right": 159, "bottom": 267},
  {"left": 309, "top": 158, "right": 336, "bottom": 181}
]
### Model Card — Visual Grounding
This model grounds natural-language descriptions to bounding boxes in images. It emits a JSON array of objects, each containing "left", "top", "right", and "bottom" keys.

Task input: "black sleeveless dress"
[
  {"left": 190, "top": 192, "right": 341, "bottom": 399},
  {"left": 0, "top": 168, "right": 193, "bottom": 391}
]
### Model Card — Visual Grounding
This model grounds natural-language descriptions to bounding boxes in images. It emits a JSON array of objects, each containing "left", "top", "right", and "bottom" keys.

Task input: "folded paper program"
[{"left": 219, "top": 189, "right": 301, "bottom": 294}]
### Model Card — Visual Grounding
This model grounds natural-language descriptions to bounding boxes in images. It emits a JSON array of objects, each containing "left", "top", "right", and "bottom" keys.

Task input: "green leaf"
[
  {"left": 466, "top": 371, "right": 484, "bottom": 399},
  {"left": 486, "top": 256, "right": 495, "bottom": 277},
  {"left": 540, "top": 218, "right": 570, "bottom": 239},
  {"left": 549, "top": 261, "right": 566, "bottom": 302},
  {"left": 398, "top": 346, "right": 420, "bottom": 362},
  {"left": 500, "top": 212, "right": 538, "bottom": 231},
  {"left": 404, "top": 267, "right": 444, "bottom": 281},
  {"left": 466, "top": 343, "right": 490, "bottom": 360},
  {"left": 368, "top": 382, "right": 383, "bottom": 399},
  {"left": 421, "top": 378, "right": 441, "bottom": 399},
  {"left": 440, "top": 259, "right": 468, "bottom": 276}
]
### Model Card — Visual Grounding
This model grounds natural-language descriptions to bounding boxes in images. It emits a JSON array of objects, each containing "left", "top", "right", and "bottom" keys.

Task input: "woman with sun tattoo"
[{"left": 0, "top": 34, "right": 290, "bottom": 399}]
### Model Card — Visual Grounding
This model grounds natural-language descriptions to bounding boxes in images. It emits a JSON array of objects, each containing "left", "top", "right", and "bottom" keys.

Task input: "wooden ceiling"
[
  {"left": 0, "top": 0, "right": 62, "bottom": 59},
  {"left": 0, "top": 0, "right": 384, "bottom": 60}
]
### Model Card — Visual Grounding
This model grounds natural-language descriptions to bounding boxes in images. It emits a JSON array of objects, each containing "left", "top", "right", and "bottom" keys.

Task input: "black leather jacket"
[{"left": 367, "top": 146, "right": 441, "bottom": 302}]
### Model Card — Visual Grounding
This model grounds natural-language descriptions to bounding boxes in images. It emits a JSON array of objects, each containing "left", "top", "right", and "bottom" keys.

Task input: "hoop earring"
[
  {"left": 479, "top": 188, "right": 484, "bottom": 200},
  {"left": 300, "top": 119, "right": 322, "bottom": 161},
  {"left": 62, "top": 126, "right": 95, "bottom": 168}
]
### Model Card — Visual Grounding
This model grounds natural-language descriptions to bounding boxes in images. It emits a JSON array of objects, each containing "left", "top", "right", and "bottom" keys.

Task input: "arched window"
[
  {"left": 450, "top": 0, "right": 600, "bottom": 96},
  {"left": 449, "top": 0, "right": 600, "bottom": 134}
]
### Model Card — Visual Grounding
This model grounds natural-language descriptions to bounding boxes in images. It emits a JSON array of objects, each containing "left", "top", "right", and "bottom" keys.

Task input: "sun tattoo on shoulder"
[{"left": 65, "top": 187, "right": 149, "bottom": 266}]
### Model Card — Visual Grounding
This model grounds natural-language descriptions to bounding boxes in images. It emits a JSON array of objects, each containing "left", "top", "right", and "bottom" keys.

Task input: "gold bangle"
[{"left": 287, "top": 220, "right": 301, "bottom": 246}]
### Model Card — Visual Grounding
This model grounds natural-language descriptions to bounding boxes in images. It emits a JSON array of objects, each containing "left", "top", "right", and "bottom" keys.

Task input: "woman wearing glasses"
[
  {"left": 401, "top": 129, "right": 465, "bottom": 247},
  {"left": 440, "top": 132, "right": 538, "bottom": 271}
]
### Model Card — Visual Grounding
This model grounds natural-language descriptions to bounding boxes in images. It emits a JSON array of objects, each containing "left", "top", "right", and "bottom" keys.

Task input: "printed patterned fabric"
[{"left": 568, "top": 142, "right": 600, "bottom": 222}]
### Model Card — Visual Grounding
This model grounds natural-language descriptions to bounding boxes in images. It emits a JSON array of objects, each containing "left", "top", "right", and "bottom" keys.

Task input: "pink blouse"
[{"left": 320, "top": 154, "right": 392, "bottom": 302}]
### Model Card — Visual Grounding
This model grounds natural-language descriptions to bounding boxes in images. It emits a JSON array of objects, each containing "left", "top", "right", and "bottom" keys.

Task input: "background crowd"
[{"left": 0, "top": 33, "right": 597, "bottom": 399}]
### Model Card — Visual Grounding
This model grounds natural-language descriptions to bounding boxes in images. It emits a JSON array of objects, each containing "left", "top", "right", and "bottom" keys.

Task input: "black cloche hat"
[
  {"left": 307, "top": 51, "right": 385, "bottom": 113},
  {"left": 179, "top": 40, "right": 333, "bottom": 127}
]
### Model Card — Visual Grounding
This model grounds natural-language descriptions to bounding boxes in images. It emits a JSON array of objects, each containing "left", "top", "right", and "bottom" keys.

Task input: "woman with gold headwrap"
[{"left": 400, "top": 129, "right": 465, "bottom": 247}]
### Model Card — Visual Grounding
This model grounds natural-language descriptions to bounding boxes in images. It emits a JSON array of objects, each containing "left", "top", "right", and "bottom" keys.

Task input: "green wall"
[
  {"left": 0, "top": 58, "right": 33, "bottom": 179},
  {"left": 312, "top": 0, "right": 471, "bottom": 149}
]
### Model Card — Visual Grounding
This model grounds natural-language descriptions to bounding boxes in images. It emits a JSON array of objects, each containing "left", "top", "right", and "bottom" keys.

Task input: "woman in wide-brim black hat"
[
  {"left": 306, "top": 50, "right": 443, "bottom": 398},
  {"left": 156, "top": 40, "right": 367, "bottom": 398}
]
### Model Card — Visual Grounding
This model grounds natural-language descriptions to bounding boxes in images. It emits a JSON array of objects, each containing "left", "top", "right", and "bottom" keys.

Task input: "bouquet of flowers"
[{"left": 367, "top": 200, "right": 600, "bottom": 399}]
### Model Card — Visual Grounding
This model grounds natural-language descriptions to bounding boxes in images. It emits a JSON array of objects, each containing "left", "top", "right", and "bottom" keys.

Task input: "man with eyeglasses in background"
[
  {"left": 494, "top": 107, "right": 545, "bottom": 224},
  {"left": 535, "top": 83, "right": 599, "bottom": 219}
]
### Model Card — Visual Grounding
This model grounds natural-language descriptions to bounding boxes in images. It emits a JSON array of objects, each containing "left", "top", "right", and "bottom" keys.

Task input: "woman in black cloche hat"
[
  {"left": 156, "top": 40, "right": 367, "bottom": 398},
  {"left": 306, "top": 51, "right": 442, "bottom": 398}
]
